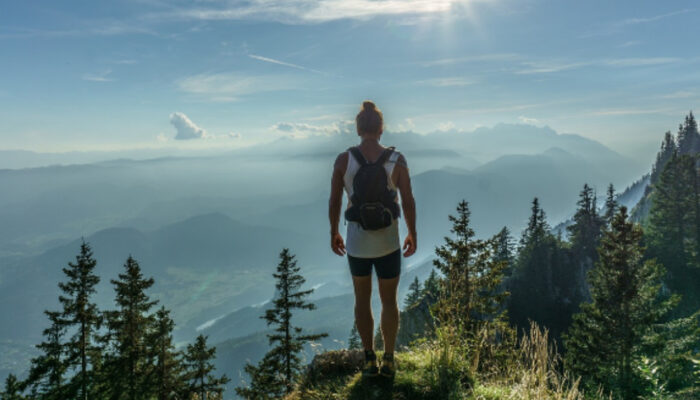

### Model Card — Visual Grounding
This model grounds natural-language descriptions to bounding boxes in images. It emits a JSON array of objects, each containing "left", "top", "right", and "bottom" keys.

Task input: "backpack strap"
[
  {"left": 348, "top": 147, "right": 368, "bottom": 166},
  {"left": 374, "top": 146, "right": 395, "bottom": 165}
]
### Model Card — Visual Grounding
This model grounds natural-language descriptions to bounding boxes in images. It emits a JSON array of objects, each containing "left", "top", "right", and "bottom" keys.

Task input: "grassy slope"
[{"left": 287, "top": 343, "right": 590, "bottom": 400}]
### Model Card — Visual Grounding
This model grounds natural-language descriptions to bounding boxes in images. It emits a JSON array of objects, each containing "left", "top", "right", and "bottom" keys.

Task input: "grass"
[{"left": 287, "top": 322, "right": 595, "bottom": 400}]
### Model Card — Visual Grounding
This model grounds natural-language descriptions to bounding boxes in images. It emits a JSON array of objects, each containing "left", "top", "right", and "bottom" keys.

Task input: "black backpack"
[{"left": 344, "top": 146, "right": 401, "bottom": 230}]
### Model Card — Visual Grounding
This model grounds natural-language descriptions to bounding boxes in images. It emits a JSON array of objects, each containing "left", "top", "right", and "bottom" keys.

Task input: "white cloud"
[
  {"left": 82, "top": 69, "right": 114, "bottom": 82},
  {"left": 518, "top": 116, "right": 540, "bottom": 125},
  {"left": 147, "top": 0, "right": 490, "bottom": 25},
  {"left": 437, "top": 121, "right": 456, "bottom": 131},
  {"left": 170, "top": 112, "right": 208, "bottom": 140},
  {"left": 177, "top": 72, "right": 300, "bottom": 101},
  {"left": 156, "top": 133, "right": 168, "bottom": 142},
  {"left": 393, "top": 118, "right": 415, "bottom": 132},
  {"left": 272, "top": 120, "right": 354, "bottom": 137}
]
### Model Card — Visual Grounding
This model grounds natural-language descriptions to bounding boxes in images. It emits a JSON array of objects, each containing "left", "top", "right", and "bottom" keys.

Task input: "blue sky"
[{"left": 1, "top": 0, "right": 698, "bottom": 159}]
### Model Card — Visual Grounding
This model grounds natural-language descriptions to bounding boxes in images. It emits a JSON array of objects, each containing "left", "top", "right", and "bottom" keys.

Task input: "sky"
[{"left": 1, "top": 0, "right": 698, "bottom": 159}]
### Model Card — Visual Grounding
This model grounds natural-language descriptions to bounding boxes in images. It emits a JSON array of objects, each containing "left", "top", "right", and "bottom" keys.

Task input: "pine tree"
[
  {"left": 650, "top": 131, "right": 677, "bottom": 185},
  {"left": 236, "top": 354, "right": 281, "bottom": 400},
  {"left": 237, "top": 249, "right": 327, "bottom": 398},
  {"left": 102, "top": 255, "right": 158, "bottom": 400},
  {"left": 149, "top": 307, "right": 183, "bottom": 400},
  {"left": 24, "top": 311, "right": 67, "bottom": 399},
  {"left": 1, "top": 374, "right": 23, "bottom": 400},
  {"left": 677, "top": 111, "right": 699, "bottom": 155},
  {"left": 567, "top": 184, "right": 605, "bottom": 302},
  {"left": 509, "top": 198, "right": 557, "bottom": 331},
  {"left": 603, "top": 183, "right": 618, "bottom": 226},
  {"left": 563, "top": 207, "right": 678, "bottom": 399},
  {"left": 404, "top": 276, "right": 422, "bottom": 308},
  {"left": 421, "top": 269, "right": 440, "bottom": 299},
  {"left": 348, "top": 323, "right": 361, "bottom": 350},
  {"left": 647, "top": 152, "right": 700, "bottom": 317},
  {"left": 640, "top": 310, "right": 700, "bottom": 395},
  {"left": 433, "top": 200, "right": 509, "bottom": 334},
  {"left": 182, "top": 335, "right": 229, "bottom": 400},
  {"left": 493, "top": 226, "right": 515, "bottom": 277},
  {"left": 57, "top": 240, "right": 102, "bottom": 400}
]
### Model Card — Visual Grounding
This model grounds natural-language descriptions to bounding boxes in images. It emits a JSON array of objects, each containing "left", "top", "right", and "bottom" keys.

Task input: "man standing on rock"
[{"left": 328, "top": 100, "right": 417, "bottom": 378}]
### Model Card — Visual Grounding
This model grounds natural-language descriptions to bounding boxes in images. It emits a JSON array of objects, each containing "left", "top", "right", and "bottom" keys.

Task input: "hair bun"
[{"left": 362, "top": 101, "right": 376, "bottom": 112}]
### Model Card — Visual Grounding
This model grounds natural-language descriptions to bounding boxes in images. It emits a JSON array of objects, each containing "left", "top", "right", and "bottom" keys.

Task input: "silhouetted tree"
[
  {"left": 1, "top": 374, "right": 23, "bottom": 400},
  {"left": 603, "top": 183, "right": 618, "bottom": 226},
  {"left": 237, "top": 249, "right": 327, "bottom": 398},
  {"left": 101, "top": 256, "right": 158, "bottom": 400},
  {"left": 58, "top": 240, "right": 102, "bottom": 400},
  {"left": 493, "top": 227, "right": 515, "bottom": 278},
  {"left": 404, "top": 277, "right": 422, "bottom": 308},
  {"left": 422, "top": 269, "right": 440, "bottom": 299},
  {"left": 677, "top": 111, "right": 699, "bottom": 155},
  {"left": 348, "top": 323, "right": 361, "bottom": 350},
  {"left": 647, "top": 152, "right": 700, "bottom": 317},
  {"left": 182, "top": 335, "right": 229, "bottom": 400},
  {"left": 564, "top": 207, "right": 678, "bottom": 399},
  {"left": 433, "top": 200, "right": 509, "bottom": 334},
  {"left": 24, "top": 311, "right": 67, "bottom": 399},
  {"left": 567, "top": 184, "right": 605, "bottom": 302},
  {"left": 149, "top": 307, "right": 184, "bottom": 400}
]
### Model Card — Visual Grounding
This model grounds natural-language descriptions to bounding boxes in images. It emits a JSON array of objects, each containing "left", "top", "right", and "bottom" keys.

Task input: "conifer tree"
[
  {"left": 422, "top": 269, "right": 440, "bottom": 298},
  {"left": 603, "top": 183, "right": 618, "bottom": 226},
  {"left": 57, "top": 240, "right": 102, "bottom": 400},
  {"left": 677, "top": 111, "right": 699, "bottom": 155},
  {"left": 650, "top": 131, "right": 677, "bottom": 185},
  {"left": 509, "top": 199, "right": 556, "bottom": 329},
  {"left": 563, "top": 207, "right": 678, "bottom": 399},
  {"left": 493, "top": 227, "right": 515, "bottom": 277},
  {"left": 567, "top": 184, "right": 605, "bottom": 302},
  {"left": 236, "top": 354, "right": 281, "bottom": 400},
  {"left": 1, "top": 374, "right": 23, "bottom": 400},
  {"left": 149, "top": 307, "right": 183, "bottom": 400},
  {"left": 433, "top": 200, "right": 509, "bottom": 334},
  {"left": 348, "top": 323, "right": 361, "bottom": 350},
  {"left": 647, "top": 152, "right": 700, "bottom": 317},
  {"left": 182, "top": 335, "right": 229, "bottom": 400},
  {"left": 102, "top": 255, "right": 158, "bottom": 400},
  {"left": 237, "top": 249, "right": 327, "bottom": 398},
  {"left": 24, "top": 311, "right": 67, "bottom": 399},
  {"left": 404, "top": 276, "right": 422, "bottom": 308}
]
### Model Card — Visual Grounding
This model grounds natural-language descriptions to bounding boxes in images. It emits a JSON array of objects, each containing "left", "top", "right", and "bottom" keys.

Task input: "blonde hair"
[{"left": 355, "top": 100, "right": 383, "bottom": 135}]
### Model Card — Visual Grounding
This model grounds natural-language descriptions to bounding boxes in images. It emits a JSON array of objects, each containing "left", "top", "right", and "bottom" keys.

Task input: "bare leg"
[
  {"left": 352, "top": 275, "right": 374, "bottom": 350},
  {"left": 378, "top": 276, "right": 400, "bottom": 353}
]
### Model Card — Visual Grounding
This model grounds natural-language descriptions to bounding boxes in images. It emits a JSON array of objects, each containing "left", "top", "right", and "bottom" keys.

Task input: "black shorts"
[{"left": 348, "top": 249, "right": 401, "bottom": 279}]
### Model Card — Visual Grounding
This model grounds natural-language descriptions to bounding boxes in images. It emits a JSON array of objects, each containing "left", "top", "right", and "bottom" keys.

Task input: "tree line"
[{"left": 1, "top": 243, "right": 228, "bottom": 400}]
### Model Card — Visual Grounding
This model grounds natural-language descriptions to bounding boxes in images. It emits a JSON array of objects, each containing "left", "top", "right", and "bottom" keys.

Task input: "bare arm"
[
  {"left": 394, "top": 154, "right": 417, "bottom": 256},
  {"left": 329, "top": 153, "right": 348, "bottom": 255}
]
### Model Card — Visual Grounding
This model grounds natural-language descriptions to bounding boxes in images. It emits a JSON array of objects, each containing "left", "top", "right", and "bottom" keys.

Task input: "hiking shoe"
[
  {"left": 362, "top": 350, "right": 379, "bottom": 377},
  {"left": 380, "top": 353, "right": 396, "bottom": 378}
]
